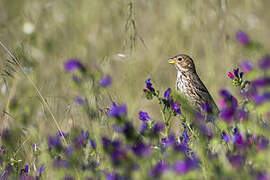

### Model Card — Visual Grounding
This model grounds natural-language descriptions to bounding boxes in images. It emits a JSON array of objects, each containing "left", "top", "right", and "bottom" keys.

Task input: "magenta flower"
[
  {"left": 236, "top": 31, "right": 250, "bottom": 46},
  {"left": 64, "top": 59, "right": 85, "bottom": 72},
  {"left": 99, "top": 75, "right": 112, "bottom": 87},
  {"left": 227, "top": 72, "right": 234, "bottom": 79}
]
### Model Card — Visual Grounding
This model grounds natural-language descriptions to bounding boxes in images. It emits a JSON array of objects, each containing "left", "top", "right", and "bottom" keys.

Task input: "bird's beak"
[{"left": 168, "top": 58, "right": 176, "bottom": 64}]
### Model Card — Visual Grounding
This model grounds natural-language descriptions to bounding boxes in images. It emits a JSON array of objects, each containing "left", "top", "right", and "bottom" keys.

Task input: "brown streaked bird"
[{"left": 168, "top": 54, "right": 219, "bottom": 118}]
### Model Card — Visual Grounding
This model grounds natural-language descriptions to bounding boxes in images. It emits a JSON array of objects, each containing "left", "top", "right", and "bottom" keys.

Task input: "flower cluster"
[{"left": 227, "top": 68, "right": 244, "bottom": 87}]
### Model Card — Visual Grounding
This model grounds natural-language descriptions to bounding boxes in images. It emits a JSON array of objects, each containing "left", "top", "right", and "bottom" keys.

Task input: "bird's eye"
[{"left": 178, "top": 57, "right": 182, "bottom": 61}]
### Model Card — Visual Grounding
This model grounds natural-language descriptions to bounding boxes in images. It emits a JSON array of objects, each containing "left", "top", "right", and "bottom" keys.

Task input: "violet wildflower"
[
  {"left": 221, "top": 132, "right": 230, "bottom": 143},
  {"left": 64, "top": 59, "right": 85, "bottom": 72},
  {"left": 241, "top": 60, "right": 253, "bottom": 72},
  {"left": 236, "top": 31, "right": 250, "bottom": 46},
  {"left": 109, "top": 102, "right": 127, "bottom": 119},
  {"left": 152, "top": 122, "right": 164, "bottom": 134},
  {"left": 161, "top": 134, "right": 176, "bottom": 147},
  {"left": 65, "top": 146, "right": 74, "bottom": 156},
  {"left": 149, "top": 161, "right": 169, "bottom": 178},
  {"left": 164, "top": 88, "right": 171, "bottom": 99},
  {"left": 227, "top": 153, "right": 245, "bottom": 169},
  {"left": 174, "top": 158, "right": 199, "bottom": 174},
  {"left": 105, "top": 172, "right": 122, "bottom": 180},
  {"left": 232, "top": 129, "right": 246, "bottom": 149},
  {"left": 258, "top": 55, "right": 270, "bottom": 70},
  {"left": 139, "top": 111, "right": 150, "bottom": 121},
  {"left": 256, "top": 136, "right": 269, "bottom": 151},
  {"left": 89, "top": 138, "right": 97, "bottom": 150},
  {"left": 38, "top": 164, "right": 46, "bottom": 176},
  {"left": 53, "top": 158, "right": 69, "bottom": 168},
  {"left": 132, "top": 141, "right": 151, "bottom": 157},
  {"left": 169, "top": 98, "right": 181, "bottom": 114},
  {"left": 219, "top": 89, "right": 238, "bottom": 122},
  {"left": 252, "top": 77, "right": 270, "bottom": 88},
  {"left": 253, "top": 92, "right": 270, "bottom": 105},
  {"left": 75, "top": 96, "right": 85, "bottom": 105},
  {"left": 24, "top": 165, "right": 29, "bottom": 174},
  {"left": 181, "top": 129, "right": 189, "bottom": 145},
  {"left": 99, "top": 75, "right": 112, "bottom": 87},
  {"left": 228, "top": 68, "right": 244, "bottom": 87},
  {"left": 48, "top": 135, "right": 62, "bottom": 150},
  {"left": 256, "top": 171, "right": 269, "bottom": 180},
  {"left": 58, "top": 131, "right": 68, "bottom": 137},
  {"left": 145, "top": 78, "right": 154, "bottom": 91},
  {"left": 140, "top": 122, "right": 148, "bottom": 134}
]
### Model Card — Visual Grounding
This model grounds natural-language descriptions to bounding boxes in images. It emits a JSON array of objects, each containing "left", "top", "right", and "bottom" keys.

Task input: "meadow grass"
[{"left": 0, "top": 0, "right": 269, "bottom": 179}]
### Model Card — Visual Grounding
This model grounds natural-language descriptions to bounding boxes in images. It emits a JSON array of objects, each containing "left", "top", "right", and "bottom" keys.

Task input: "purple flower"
[
  {"left": 174, "top": 158, "right": 199, "bottom": 174},
  {"left": 38, "top": 164, "right": 46, "bottom": 175},
  {"left": 105, "top": 172, "right": 122, "bottom": 180},
  {"left": 227, "top": 153, "right": 245, "bottom": 169},
  {"left": 219, "top": 90, "right": 238, "bottom": 122},
  {"left": 53, "top": 158, "right": 69, "bottom": 168},
  {"left": 152, "top": 122, "right": 164, "bottom": 134},
  {"left": 256, "top": 136, "right": 269, "bottom": 151},
  {"left": 232, "top": 129, "right": 246, "bottom": 149},
  {"left": 48, "top": 135, "right": 62, "bottom": 150},
  {"left": 256, "top": 171, "right": 269, "bottom": 180},
  {"left": 89, "top": 138, "right": 97, "bottom": 150},
  {"left": 241, "top": 60, "right": 253, "bottom": 72},
  {"left": 149, "top": 161, "right": 169, "bottom": 178},
  {"left": 65, "top": 146, "right": 74, "bottom": 156},
  {"left": 252, "top": 77, "right": 270, "bottom": 87},
  {"left": 58, "top": 131, "right": 68, "bottom": 137},
  {"left": 221, "top": 132, "right": 230, "bottom": 143},
  {"left": 227, "top": 72, "right": 234, "bottom": 79},
  {"left": 75, "top": 96, "right": 85, "bottom": 105},
  {"left": 182, "top": 129, "right": 189, "bottom": 145},
  {"left": 145, "top": 78, "right": 154, "bottom": 91},
  {"left": 169, "top": 98, "right": 181, "bottom": 114},
  {"left": 140, "top": 122, "right": 148, "bottom": 134},
  {"left": 233, "top": 68, "right": 239, "bottom": 77},
  {"left": 139, "top": 111, "right": 150, "bottom": 121},
  {"left": 64, "top": 59, "right": 85, "bottom": 72},
  {"left": 253, "top": 92, "right": 270, "bottom": 105},
  {"left": 100, "top": 75, "right": 112, "bottom": 87},
  {"left": 24, "top": 165, "right": 29, "bottom": 174},
  {"left": 164, "top": 88, "right": 171, "bottom": 99},
  {"left": 161, "top": 134, "right": 176, "bottom": 147},
  {"left": 236, "top": 31, "right": 250, "bottom": 45},
  {"left": 109, "top": 102, "right": 127, "bottom": 119},
  {"left": 132, "top": 141, "right": 151, "bottom": 157},
  {"left": 259, "top": 55, "right": 270, "bottom": 70}
]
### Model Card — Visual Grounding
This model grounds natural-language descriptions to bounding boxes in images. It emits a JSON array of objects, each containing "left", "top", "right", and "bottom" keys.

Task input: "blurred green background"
[{"left": 0, "top": 0, "right": 270, "bottom": 171}]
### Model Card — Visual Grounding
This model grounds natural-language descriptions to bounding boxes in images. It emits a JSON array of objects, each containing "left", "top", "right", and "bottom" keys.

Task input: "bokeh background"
[{"left": 0, "top": 0, "right": 270, "bottom": 178}]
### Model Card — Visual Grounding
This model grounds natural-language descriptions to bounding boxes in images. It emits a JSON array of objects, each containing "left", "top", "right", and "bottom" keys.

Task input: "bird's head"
[{"left": 168, "top": 54, "right": 196, "bottom": 73}]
